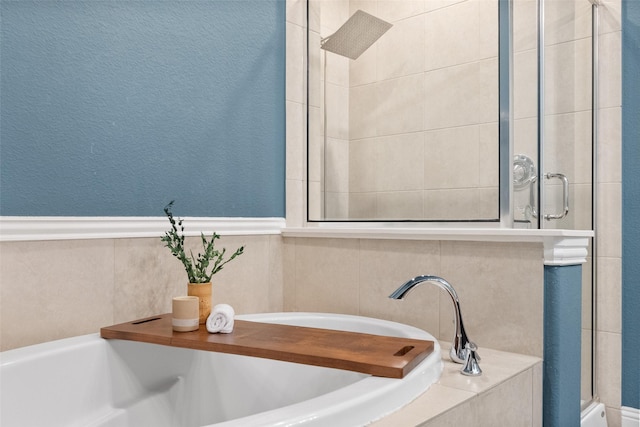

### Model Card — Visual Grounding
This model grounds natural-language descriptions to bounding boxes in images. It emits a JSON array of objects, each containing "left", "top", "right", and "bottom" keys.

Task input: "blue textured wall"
[
  {"left": 543, "top": 265, "right": 582, "bottom": 427},
  {"left": 622, "top": 0, "right": 640, "bottom": 411},
  {"left": 0, "top": 0, "right": 285, "bottom": 217}
]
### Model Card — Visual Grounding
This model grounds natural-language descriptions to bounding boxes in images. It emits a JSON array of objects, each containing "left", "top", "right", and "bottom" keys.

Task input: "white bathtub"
[{"left": 0, "top": 312, "right": 442, "bottom": 427}]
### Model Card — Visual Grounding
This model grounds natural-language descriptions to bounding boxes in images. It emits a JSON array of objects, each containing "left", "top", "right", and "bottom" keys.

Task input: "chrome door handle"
[
  {"left": 527, "top": 173, "right": 570, "bottom": 220},
  {"left": 544, "top": 173, "right": 569, "bottom": 221}
]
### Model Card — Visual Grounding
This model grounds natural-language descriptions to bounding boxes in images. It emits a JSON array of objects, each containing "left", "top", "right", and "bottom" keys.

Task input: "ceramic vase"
[{"left": 187, "top": 282, "right": 212, "bottom": 324}]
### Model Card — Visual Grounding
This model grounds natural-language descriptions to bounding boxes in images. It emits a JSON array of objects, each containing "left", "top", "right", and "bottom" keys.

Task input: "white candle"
[{"left": 172, "top": 296, "right": 199, "bottom": 332}]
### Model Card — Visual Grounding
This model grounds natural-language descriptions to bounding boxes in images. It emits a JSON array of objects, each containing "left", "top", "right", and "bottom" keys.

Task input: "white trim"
[
  {"left": 543, "top": 236, "right": 590, "bottom": 266},
  {"left": 0, "top": 217, "right": 286, "bottom": 241},
  {"left": 283, "top": 225, "right": 593, "bottom": 243},
  {"left": 0, "top": 218, "right": 593, "bottom": 262},
  {"left": 622, "top": 406, "right": 639, "bottom": 427},
  {"left": 283, "top": 226, "right": 590, "bottom": 266}
]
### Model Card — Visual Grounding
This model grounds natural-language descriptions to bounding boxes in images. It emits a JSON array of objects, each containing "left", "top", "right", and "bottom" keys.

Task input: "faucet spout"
[{"left": 389, "top": 275, "right": 480, "bottom": 375}]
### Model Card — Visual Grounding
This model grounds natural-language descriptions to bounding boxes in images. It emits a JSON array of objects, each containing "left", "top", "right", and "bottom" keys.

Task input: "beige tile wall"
[
  {"left": 435, "top": 369, "right": 537, "bottom": 427},
  {"left": 283, "top": 237, "right": 544, "bottom": 357},
  {"left": 0, "top": 232, "right": 544, "bottom": 358},
  {"left": 286, "top": 0, "right": 308, "bottom": 227},
  {"left": 372, "top": 345, "right": 542, "bottom": 427},
  {"left": 595, "top": 0, "right": 622, "bottom": 425},
  {"left": 0, "top": 234, "right": 283, "bottom": 351}
]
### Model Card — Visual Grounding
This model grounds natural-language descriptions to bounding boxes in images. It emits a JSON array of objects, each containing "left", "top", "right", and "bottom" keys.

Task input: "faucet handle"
[{"left": 460, "top": 342, "right": 482, "bottom": 376}]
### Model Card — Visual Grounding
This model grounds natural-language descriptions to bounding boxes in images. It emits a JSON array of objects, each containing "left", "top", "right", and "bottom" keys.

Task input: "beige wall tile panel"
[
  {"left": 598, "top": 31, "right": 621, "bottom": 109},
  {"left": 377, "top": 73, "right": 426, "bottom": 135},
  {"left": 349, "top": 137, "right": 379, "bottom": 192},
  {"left": 325, "top": 191, "right": 350, "bottom": 219},
  {"left": 212, "top": 235, "right": 275, "bottom": 314},
  {"left": 113, "top": 238, "right": 185, "bottom": 323},
  {"left": 267, "top": 235, "right": 285, "bottom": 312},
  {"left": 325, "top": 137, "right": 350, "bottom": 193},
  {"left": 286, "top": 21, "right": 305, "bottom": 104},
  {"left": 477, "top": 188, "right": 500, "bottom": 219},
  {"left": 358, "top": 239, "right": 441, "bottom": 332},
  {"left": 424, "top": 62, "right": 481, "bottom": 130},
  {"left": 582, "top": 328, "right": 594, "bottom": 400},
  {"left": 286, "top": 0, "right": 306, "bottom": 27},
  {"left": 1, "top": 240, "right": 114, "bottom": 351},
  {"left": 599, "top": 0, "right": 621, "bottom": 35},
  {"left": 286, "top": 101, "right": 305, "bottom": 182},
  {"left": 532, "top": 362, "right": 543, "bottom": 426},
  {"left": 476, "top": 369, "right": 534, "bottom": 427},
  {"left": 596, "top": 256, "right": 622, "bottom": 333},
  {"left": 375, "top": 383, "right": 477, "bottom": 427},
  {"left": 376, "top": 14, "right": 425, "bottom": 81},
  {"left": 513, "top": 49, "right": 538, "bottom": 120},
  {"left": 286, "top": 178, "right": 304, "bottom": 226},
  {"left": 597, "top": 182, "right": 621, "bottom": 258},
  {"left": 423, "top": 188, "right": 484, "bottom": 219},
  {"left": 544, "top": 0, "right": 592, "bottom": 46},
  {"left": 325, "top": 83, "right": 349, "bottom": 140},
  {"left": 425, "top": 1, "right": 480, "bottom": 70},
  {"left": 350, "top": 84, "right": 379, "bottom": 140},
  {"left": 307, "top": 105, "right": 323, "bottom": 183},
  {"left": 478, "top": 0, "right": 499, "bottom": 59},
  {"left": 440, "top": 241, "right": 543, "bottom": 356},
  {"left": 350, "top": 42, "right": 377, "bottom": 87},
  {"left": 349, "top": 192, "right": 377, "bottom": 219},
  {"left": 598, "top": 107, "right": 622, "bottom": 184},
  {"left": 596, "top": 331, "right": 621, "bottom": 409},
  {"left": 319, "top": 0, "right": 348, "bottom": 35},
  {"left": 479, "top": 123, "right": 500, "bottom": 188},
  {"left": 282, "top": 238, "right": 297, "bottom": 311},
  {"left": 513, "top": 0, "right": 537, "bottom": 53},
  {"left": 424, "top": 125, "right": 481, "bottom": 190},
  {"left": 290, "top": 238, "right": 360, "bottom": 314},
  {"left": 514, "top": 117, "right": 538, "bottom": 160},
  {"left": 308, "top": 31, "right": 322, "bottom": 108},
  {"left": 376, "top": 191, "right": 425, "bottom": 219},
  {"left": 376, "top": 133, "right": 425, "bottom": 192},
  {"left": 377, "top": 0, "right": 424, "bottom": 23},
  {"left": 325, "top": 53, "right": 349, "bottom": 87},
  {"left": 544, "top": 38, "right": 592, "bottom": 116}
]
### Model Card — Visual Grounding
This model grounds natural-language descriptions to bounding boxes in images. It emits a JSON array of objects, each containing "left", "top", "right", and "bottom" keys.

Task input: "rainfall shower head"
[{"left": 320, "top": 10, "right": 393, "bottom": 60}]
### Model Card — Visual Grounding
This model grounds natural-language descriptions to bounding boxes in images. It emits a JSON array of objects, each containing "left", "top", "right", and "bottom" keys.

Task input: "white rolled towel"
[{"left": 206, "top": 303, "right": 235, "bottom": 334}]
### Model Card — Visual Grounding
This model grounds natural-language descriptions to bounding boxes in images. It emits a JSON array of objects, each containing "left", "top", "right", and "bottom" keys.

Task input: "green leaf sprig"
[{"left": 161, "top": 201, "right": 244, "bottom": 283}]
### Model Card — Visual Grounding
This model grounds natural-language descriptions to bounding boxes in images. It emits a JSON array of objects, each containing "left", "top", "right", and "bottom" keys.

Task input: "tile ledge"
[
  {"left": 370, "top": 344, "right": 542, "bottom": 426},
  {"left": 283, "top": 226, "right": 593, "bottom": 243}
]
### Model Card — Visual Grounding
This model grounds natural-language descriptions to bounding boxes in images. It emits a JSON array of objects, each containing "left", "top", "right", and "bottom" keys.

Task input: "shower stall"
[{"left": 307, "top": 0, "right": 600, "bottom": 418}]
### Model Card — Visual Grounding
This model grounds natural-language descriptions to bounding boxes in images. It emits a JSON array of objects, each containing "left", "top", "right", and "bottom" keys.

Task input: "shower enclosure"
[
  {"left": 309, "top": 1, "right": 500, "bottom": 222},
  {"left": 307, "top": 0, "right": 598, "bottom": 412}
]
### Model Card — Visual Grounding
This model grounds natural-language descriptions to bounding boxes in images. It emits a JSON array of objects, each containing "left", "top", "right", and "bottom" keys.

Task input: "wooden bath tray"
[{"left": 100, "top": 314, "right": 434, "bottom": 378}]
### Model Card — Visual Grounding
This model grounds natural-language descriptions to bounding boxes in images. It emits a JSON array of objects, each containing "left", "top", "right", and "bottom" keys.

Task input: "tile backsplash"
[
  {"left": 0, "top": 234, "right": 282, "bottom": 351},
  {"left": 2, "top": 234, "right": 542, "bottom": 358},
  {"left": 284, "top": 237, "right": 544, "bottom": 357}
]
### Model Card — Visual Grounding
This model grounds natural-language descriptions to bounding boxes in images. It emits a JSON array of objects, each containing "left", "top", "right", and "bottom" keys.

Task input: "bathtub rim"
[{"left": 1, "top": 312, "right": 443, "bottom": 427}]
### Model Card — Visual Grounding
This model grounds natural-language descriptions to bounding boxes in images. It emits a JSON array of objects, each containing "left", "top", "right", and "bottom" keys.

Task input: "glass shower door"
[
  {"left": 513, "top": 0, "right": 595, "bottom": 407},
  {"left": 512, "top": 0, "right": 593, "bottom": 230}
]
